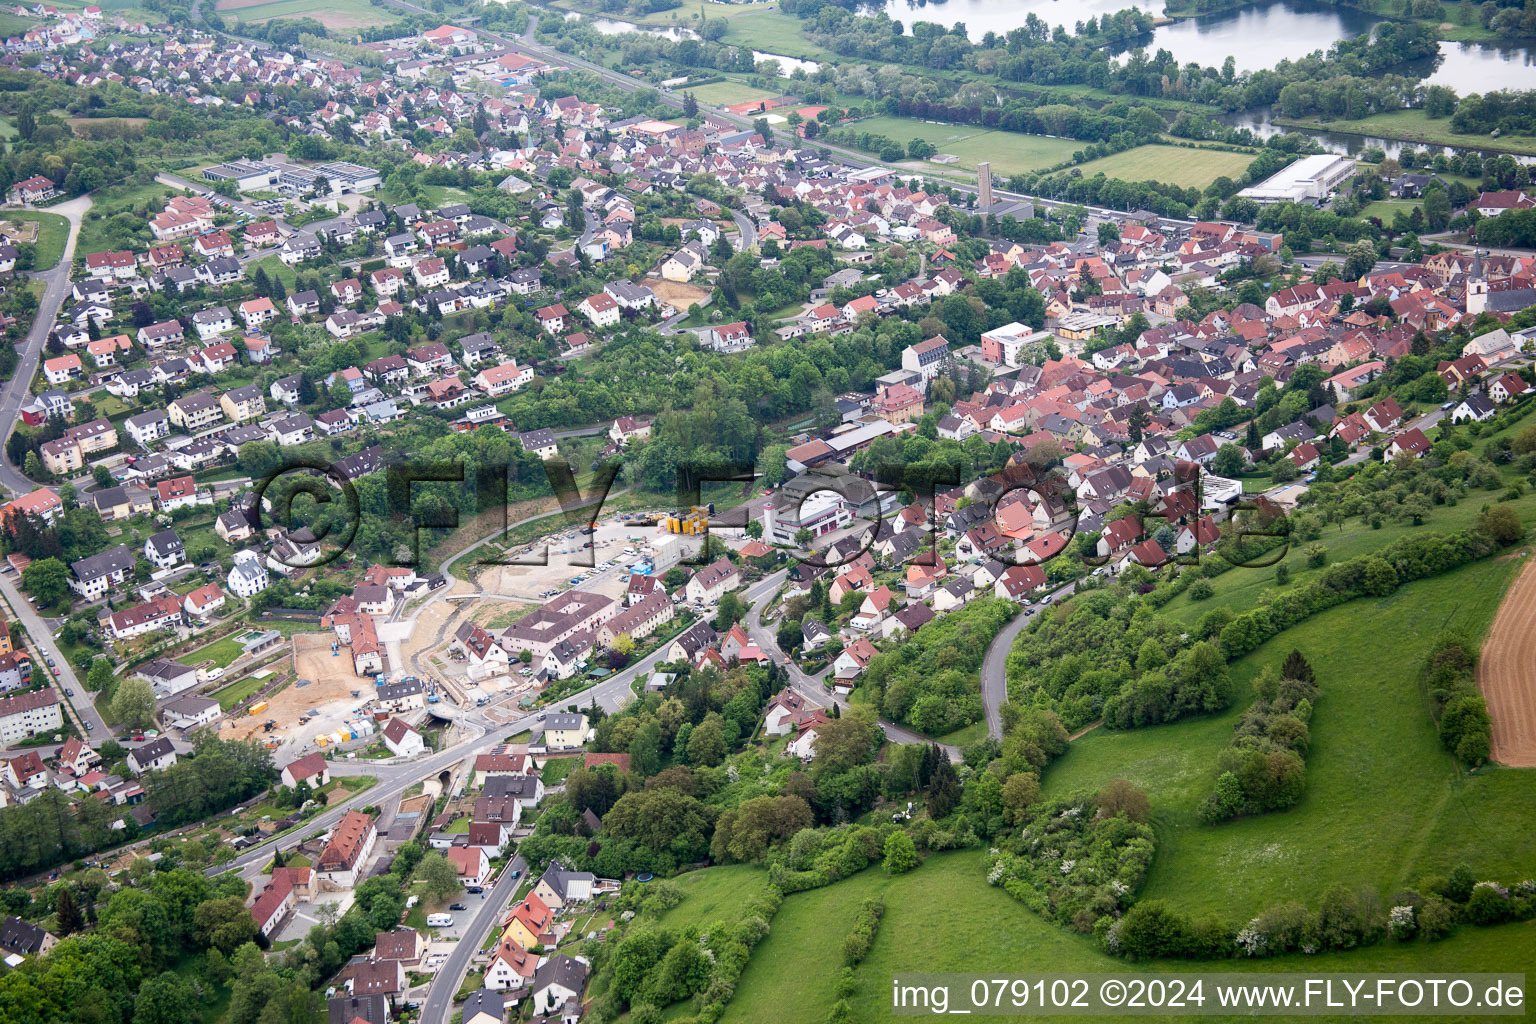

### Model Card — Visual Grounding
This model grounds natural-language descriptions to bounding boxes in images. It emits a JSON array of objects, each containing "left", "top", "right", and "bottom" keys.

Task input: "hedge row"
[
  {"left": 840, "top": 896, "right": 886, "bottom": 967},
  {"left": 1423, "top": 635, "right": 1493, "bottom": 767},
  {"left": 1219, "top": 527, "right": 1504, "bottom": 658},
  {"left": 1107, "top": 872, "right": 1536, "bottom": 961}
]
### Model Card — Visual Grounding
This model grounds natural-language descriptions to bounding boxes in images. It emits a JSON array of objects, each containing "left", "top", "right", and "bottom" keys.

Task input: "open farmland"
[
  {"left": 215, "top": 0, "right": 396, "bottom": 29},
  {"left": 1478, "top": 557, "right": 1536, "bottom": 766}
]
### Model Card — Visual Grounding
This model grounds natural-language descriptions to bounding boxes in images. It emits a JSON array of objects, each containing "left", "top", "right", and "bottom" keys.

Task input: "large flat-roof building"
[
  {"left": 202, "top": 161, "right": 279, "bottom": 191},
  {"left": 1238, "top": 154, "right": 1356, "bottom": 205}
]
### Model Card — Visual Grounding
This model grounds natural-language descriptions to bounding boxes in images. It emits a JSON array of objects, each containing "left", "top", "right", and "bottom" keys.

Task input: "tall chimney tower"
[{"left": 978, "top": 161, "right": 992, "bottom": 210}]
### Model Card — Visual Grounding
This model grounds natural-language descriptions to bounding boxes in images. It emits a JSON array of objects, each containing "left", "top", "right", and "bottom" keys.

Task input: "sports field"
[
  {"left": 846, "top": 116, "right": 1081, "bottom": 176},
  {"left": 685, "top": 80, "right": 780, "bottom": 107},
  {"left": 1071, "top": 144, "right": 1258, "bottom": 188}
]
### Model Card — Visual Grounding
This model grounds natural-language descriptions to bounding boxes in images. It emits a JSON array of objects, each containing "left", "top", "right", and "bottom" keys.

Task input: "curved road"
[{"left": 0, "top": 195, "right": 91, "bottom": 498}]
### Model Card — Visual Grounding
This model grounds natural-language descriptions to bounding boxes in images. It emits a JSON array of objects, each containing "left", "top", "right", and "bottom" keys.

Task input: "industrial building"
[
  {"left": 201, "top": 160, "right": 279, "bottom": 191},
  {"left": 1238, "top": 154, "right": 1356, "bottom": 205}
]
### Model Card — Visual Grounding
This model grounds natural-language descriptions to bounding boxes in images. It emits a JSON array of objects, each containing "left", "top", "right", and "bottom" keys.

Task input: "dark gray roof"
[
  {"left": 0, "top": 916, "right": 53, "bottom": 955},
  {"left": 531, "top": 954, "right": 589, "bottom": 997},
  {"left": 71, "top": 543, "right": 134, "bottom": 582},
  {"left": 460, "top": 989, "right": 504, "bottom": 1022}
]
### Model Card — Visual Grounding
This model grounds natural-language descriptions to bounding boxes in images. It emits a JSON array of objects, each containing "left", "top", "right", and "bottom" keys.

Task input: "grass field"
[
  {"left": 1154, "top": 497, "right": 1508, "bottom": 626},
  {"left": 1360, "top": 198, "right": 1422, "bottom": 224},
  {"left": 685, "top": 80, "right": 780, "bottom": 107},
  {"left": 4, "top": 211, "right": 70, "bottom": 270},
  {"left": 1042, "top": 555, "right": 1536, "bottom": 923},
  {"left": 845, "top": 116, "right": 1082, "bottom": 176},
  {"left": 715, "top": 6, "right": 839, "bottom": 62},
  {"left": 218, "top": 0, "right": 396, "bottom": 30},
  {"left": 1072, "top": 145, "right": 1258, "bottom": 188},
  {"left": 212, "top": 675, "right": 264, "bottom": 711},
  {"left": 706, "top": 853, "right": 1535, "bottom": 1024},
  {"left": 1272, "top": 109, "right": 1536, "bottom": 158},
  {"left": 75, "top": 180, "right": 176, "bottom": 255}
]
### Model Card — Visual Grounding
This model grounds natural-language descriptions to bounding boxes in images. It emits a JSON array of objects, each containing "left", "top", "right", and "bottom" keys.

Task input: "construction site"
[{"left": 198, "top": 507, "right": 738, "bottom": 762}]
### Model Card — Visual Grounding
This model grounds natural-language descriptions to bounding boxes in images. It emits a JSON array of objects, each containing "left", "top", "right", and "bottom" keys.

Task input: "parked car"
[{"left": 448, "top": 902, "right": 467, "bottom": 911}]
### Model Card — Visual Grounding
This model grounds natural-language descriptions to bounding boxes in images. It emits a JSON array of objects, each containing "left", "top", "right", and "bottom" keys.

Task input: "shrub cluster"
[
  {"left": 840, "top": 896, "right": 886, "bottom": 967},
  {"left": 1199, "top": 651, "right": 1320, "bottom": 824},
  {"left": 986, "top": 785, "right": 1155, "bottom": 935},
  {"left": 1007, "top": 591, "right": 1232, "bottom": 731},
  {"left": 1424, "top": 635, "right": 1493, "bottom": 767}
]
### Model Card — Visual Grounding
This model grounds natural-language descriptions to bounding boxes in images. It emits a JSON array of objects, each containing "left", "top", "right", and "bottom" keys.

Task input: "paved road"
[
  {"left": 421, "top": 851, "right": 526, "bottom": 1022},
  {"left": 0, "top": 569, "right": 108, "bottom": 741},
  {"left": 979, "top": 606, "right": 1032, "bottom": 741},
  {"left": 730, "top": 208, "right": 756, "bottom": 251},
  {"left": 0, "top": 195, "right": 90, "bottom": 498},
  {"left": 740, "top": 569, "right": 961, "bottom": 758}
]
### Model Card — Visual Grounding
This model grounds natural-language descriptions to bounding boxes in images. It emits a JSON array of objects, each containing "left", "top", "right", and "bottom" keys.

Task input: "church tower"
[{"left": 1467, "top": 249, "right": 1489, "bottom": 316}]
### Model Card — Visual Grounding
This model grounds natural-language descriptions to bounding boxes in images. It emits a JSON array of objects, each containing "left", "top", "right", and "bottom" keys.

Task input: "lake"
[
  {"left": 881, "top": 0, "right": 1536, "bottom": 81},
  {"left": 566, "top": 13, "right": 700, "bottom": 40}
]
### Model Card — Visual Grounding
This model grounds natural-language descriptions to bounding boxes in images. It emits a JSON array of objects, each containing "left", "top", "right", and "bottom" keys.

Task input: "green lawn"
[
  {"left": 212, "top": 675, "right": 264, "bottom": 712},
  {"left": 1360, "top": 198, "right": 1422, "bottom": 224},
  {"left": 75, "top": 180, "right": 176, "bottom": 255},
  {"left": 190, "top": 635, "right": 249, "bottom": 670},
  {"left": 1273, "top": 108, "right": 1536, "bottom": 158},
  {"left": 1072, "top": 145, "right": 1259, "bottom": 188},
  {"left": 4, "top": 211, "right": 70, "bottom": 270},
  {"left": 845, "top": 116, "right": 1082, "bottom": 176},
  {"left": 1043, "top": 555, "right": 1536, "bottom": 923},
  {"left": 686, "top": 81, "right": 781, "bottom": 108},
  {"left": 540, "top": 754, "right": 580, "bottom": 788},
  {"left": 714, "top": 853, "right": 1535, "bottom": 1024}
]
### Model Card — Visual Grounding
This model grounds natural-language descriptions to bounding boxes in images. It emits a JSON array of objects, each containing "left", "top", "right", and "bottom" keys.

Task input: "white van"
[{"left": 426, "top": 913, "right": 454, "bottom": 928}]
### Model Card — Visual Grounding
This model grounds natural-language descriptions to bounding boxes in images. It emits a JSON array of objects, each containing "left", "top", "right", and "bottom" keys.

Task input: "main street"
[
  {"left": 0, "top": 563, "right": 108, "bottom": 741},
  {"left": 420, "top": 849, "right": 525, "bottom": 1022},
  {"left": 0, "top": 195, "right": 90, "bottom": 499}
]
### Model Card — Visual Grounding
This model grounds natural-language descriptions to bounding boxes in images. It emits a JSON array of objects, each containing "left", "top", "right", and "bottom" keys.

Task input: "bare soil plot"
[
  {"left": 1478, "top": 556, "right": 1536, "bottom": 766},
  {"left": 650, "top": 279, "right": 712, "bottom": 308}
]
